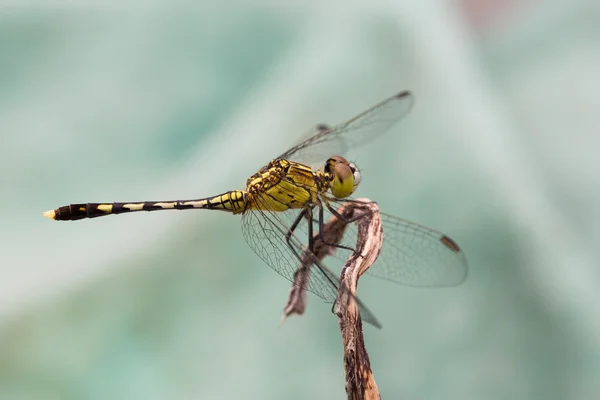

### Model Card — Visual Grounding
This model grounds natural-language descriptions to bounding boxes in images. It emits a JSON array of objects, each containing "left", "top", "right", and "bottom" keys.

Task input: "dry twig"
[{"left": 282, "top": 199, "right": 383, "bottom": 400}]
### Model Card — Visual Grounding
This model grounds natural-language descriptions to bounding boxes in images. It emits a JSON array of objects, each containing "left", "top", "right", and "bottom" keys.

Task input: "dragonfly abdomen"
[{"left": 44, "top": 191, "right": 247, "bottom": 221}]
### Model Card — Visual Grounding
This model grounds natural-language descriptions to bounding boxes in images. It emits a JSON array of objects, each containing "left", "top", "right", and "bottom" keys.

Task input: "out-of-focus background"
[{"left": 1, "top": 1, "right": 599, "bottom": 399}]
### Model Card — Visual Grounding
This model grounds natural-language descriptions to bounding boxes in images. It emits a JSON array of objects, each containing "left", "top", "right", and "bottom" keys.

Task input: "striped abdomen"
[{"left": 44, "top": 191, "right": 247, "bottom": 221}]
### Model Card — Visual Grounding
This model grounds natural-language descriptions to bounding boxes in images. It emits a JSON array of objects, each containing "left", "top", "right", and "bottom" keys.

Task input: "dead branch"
[
  {"left": 282, "top": 204, "right": 353, "bottom": 320},
  {"left": 282, "top": 199, "right": 383, "bottom": 400},
  {"left": 334, "top": 200, "right": 382, "bottom": 400}
]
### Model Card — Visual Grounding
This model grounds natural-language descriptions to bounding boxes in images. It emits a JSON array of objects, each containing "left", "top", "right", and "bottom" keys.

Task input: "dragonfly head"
[{"left": 324, "top": 156, "right": 361, "bottom": 198}]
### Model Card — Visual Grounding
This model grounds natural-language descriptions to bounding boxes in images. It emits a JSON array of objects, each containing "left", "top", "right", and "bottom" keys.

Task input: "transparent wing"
[
  {"left": 277, "top": 91, "right": 414, "bottom": 165},
  {"left": 315, "top": 200, "right": 468, "bottom": 287},
  {"left": 371, "top": 212, "right": 468, "bottom": 286},
  {"left": 240, "top": 193, "right": 381, "bottom": 327}
]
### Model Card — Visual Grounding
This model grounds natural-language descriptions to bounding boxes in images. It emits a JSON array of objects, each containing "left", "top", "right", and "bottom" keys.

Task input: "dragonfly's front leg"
[
  {"left": 324, "top": 200, "right": 371, "bottom": 226},
  {"left": 317, "top": 203, "right": 356, "bottom": 253}
]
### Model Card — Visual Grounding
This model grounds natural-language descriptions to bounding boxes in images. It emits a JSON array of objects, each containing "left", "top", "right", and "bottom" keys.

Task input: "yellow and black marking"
[
  {"left": 244, "top": 159, "right": 329, "bottom": 213},
  {"left": 43, "top": 159, "right": 339, "bottom": 221},
  {"left": 43, "top": 191, "right": 247, "bottom": 221}
]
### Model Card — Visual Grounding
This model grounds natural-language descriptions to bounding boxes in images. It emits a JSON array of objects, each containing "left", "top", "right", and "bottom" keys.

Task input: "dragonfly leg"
[
  {"left": 317, "top": 204, "right": 356, "bottom": 253},
  {"left": 285, "top": 207, "right": 314, "bottom": 256},
  {"left": 284, "top": 207, "right": 322, "bottom": 271},
  {"left": 324, "top": 200, "right": 372, "bottom": 225},
  {"left": 306, "top": 207, "right": 315, "bottom": 253}
]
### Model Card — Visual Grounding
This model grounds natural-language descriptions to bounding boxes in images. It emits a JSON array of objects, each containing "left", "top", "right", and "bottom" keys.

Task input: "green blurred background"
[{"left": 1, "top": 1, "right": 599, "bottom": 399}]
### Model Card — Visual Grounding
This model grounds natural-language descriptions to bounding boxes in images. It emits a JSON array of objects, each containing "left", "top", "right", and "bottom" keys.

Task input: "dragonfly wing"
[
  {"left": 304, "top": 199, "right": 468, "bottom": 287},
  {"left": 279, "top": 124, "right": 347, "bottom": 168},
  {"left": 240, "top": 195, "right": 381, "bottom": 327},
  {"left": 278, "top": 91, "right": 414, "bottom": 165},
  {"left": 367, "top": 212, "right": 468, "bottom": 286}
]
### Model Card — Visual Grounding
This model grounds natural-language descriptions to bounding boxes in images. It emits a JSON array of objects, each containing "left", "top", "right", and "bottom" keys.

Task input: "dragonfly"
[{"left": 43, "top": 91, "right": 468, "bottom": 328}]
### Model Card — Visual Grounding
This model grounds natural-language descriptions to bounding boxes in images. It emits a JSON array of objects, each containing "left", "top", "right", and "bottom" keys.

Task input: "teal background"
[{"left": 1, "top": 1, "right": 600, "bottom": 399}]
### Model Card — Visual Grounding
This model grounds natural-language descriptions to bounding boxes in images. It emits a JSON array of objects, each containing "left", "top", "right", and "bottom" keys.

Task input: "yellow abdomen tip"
[{"left": 43, "top": 210, "right": 56, "bottom": 220}]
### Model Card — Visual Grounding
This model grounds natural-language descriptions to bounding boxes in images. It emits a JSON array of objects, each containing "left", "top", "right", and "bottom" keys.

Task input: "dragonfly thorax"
[
  {"left": 243, "top": 159, "right": 322, "bottom": 213},
  {"left": 241, "top": 156, "right": 360, "bottom": 214}
]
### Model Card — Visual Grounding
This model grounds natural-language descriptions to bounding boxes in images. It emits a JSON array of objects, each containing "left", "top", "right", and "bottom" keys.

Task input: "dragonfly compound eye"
[
  {"left": 331, "top": 162, "right": 355, "bottom": 198},
  {"left": 348, "top": 162, "right": 361, "bottom": 191}
]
